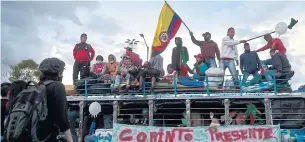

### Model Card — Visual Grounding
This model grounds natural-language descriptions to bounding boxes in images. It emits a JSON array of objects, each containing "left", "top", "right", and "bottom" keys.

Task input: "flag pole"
[{"left": 165, "top": 0, "right": 191, "bottom": 32}]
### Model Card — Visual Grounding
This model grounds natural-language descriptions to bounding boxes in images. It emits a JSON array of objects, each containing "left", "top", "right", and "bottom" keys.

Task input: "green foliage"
[{"left": 8, "top": 59, "right": 41, "bottom": 82}]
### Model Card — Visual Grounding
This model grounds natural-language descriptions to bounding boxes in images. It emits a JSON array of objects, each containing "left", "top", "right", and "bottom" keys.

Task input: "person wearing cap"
[
  {"left": 121, "top": 46, "right": 142, "bottom": 68},
  {"left": 240, "top": 43, "right": 262, "bottom": 85},
  {"left": 189, "top": 54, "right": 209, "bottom": 81},
  {"left": 114, "top": 55, "right": 138, "bottom": 91},
  {"left": 73, "top": 33, "right": 95, "bottom": 84},
  {"left": 38, "top": 58, "right": 73, "bottom": 142},
  {"left": 171, "top": 37, "right": 189, "bottom": 75},
  {"left": 219, "top": 27, "right": 247, "bottom": 88},
  {"left": 189, "top": 31, "right": 220, "bottom": 68}
]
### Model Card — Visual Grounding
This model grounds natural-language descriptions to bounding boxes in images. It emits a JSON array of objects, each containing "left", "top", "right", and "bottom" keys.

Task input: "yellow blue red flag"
[{"left": 150, "top": 2, "right": 182, "bottom": 58}]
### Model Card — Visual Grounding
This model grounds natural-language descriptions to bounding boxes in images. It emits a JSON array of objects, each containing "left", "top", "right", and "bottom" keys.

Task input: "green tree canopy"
[{"left": 9, "top": 59, "right": 41, "bottom": 82}]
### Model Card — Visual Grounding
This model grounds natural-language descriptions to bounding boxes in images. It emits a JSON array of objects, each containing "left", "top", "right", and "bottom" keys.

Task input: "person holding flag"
[{"left": 150, "top": 1, "right": 183, "bottom": 59}]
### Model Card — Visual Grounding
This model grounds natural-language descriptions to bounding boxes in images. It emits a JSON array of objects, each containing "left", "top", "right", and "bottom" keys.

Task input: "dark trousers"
[{"left": 73, "top": 61, "right": 90, "bottom": 82}]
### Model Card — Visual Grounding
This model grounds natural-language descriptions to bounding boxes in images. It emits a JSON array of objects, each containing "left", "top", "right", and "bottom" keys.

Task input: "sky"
[{"left": 1, "top": 1, "right": 305, "bottom": 90}]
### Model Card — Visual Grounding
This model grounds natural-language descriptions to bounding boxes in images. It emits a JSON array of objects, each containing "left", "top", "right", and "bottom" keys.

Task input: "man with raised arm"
[
  {"left": 189, "top": 31, "right": 220, "bottom": 68},
  {"left": 219, "top": 27, "right": 247, "bottom": 88},
  {"left": 256, "top": 34, "right": 287, "bottom": 65}
]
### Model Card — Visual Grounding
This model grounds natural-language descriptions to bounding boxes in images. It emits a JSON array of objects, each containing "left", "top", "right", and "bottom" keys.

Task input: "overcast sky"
[{"left": 1, "top": 1, "right": 305, "bottom": 90}]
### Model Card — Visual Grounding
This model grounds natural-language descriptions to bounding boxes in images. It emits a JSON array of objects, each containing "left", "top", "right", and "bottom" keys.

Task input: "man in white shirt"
[{"left": 219, "top": 27, "right": 246, "bottom": 88}]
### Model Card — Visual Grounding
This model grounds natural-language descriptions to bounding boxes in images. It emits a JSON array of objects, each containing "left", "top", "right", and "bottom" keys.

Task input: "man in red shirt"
[
  {"left": 73, "top": 33, "right": 95, "bottom": 84},
  {"left": 256, "top": 34, "right": 287, "bottom": 65}
]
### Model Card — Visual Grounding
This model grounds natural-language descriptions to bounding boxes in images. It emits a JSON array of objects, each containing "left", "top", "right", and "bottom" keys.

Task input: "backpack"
[{"left": 4, "top": 80, "right": 54, "bottom": 142}]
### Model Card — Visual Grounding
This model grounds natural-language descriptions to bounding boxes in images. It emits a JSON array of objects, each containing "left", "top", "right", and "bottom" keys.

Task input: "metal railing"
[{"left": 70, "top": 70, "right": 298, "bottom": 97}]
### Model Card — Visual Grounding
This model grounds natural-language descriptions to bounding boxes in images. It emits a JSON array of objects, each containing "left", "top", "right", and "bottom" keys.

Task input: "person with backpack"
[
  {"left": 4, "top": 58, "right": 73, "bottom": 142},
  {"left": 73, "top": 33, "right": 95, "bottom": 85},
  {"left": 6, "top": 80, "right": 27, "bottom": 111}
]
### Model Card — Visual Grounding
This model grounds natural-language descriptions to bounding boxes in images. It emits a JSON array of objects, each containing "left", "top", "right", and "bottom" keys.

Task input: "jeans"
[
  {"left": 219, "top": 60, "right": 239, "bottom": 87},
  {"left": 242, "top": 71, "right": 260, "bottom": 85},
  {"left": 113, "top": 74, "right": 132, "bottom": 88},
  {"left": 263, "top": 70, "right": 275, "bottom": 82},
  {"left": 206, "top": 58, "right": 217, "bottom": 68}
]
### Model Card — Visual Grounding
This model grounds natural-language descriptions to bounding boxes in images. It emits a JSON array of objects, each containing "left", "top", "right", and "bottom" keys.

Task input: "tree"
[{"left": 8, "top": 59, "right": 41, "bottom": 82}]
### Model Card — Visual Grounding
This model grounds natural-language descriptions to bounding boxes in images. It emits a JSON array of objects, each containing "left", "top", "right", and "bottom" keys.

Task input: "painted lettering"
[
  {"left": 256, "top": 128, "right": 265, "bottom": 139},
  {"left": 223, "top": 131, "right": 233, "bottom": 141},
  {"left": 184, "top": 133, "right": 193, "bottom": 141},
  {"left": 248, "top": 128, "right": 256, "bottom": 139},
  {"left": 240, "top": 129, "right": 248, "bottom": 140},
  {"left": 206, "top": 127, "right": 277, "bottom": 142},
  {"left": 165, "top": 130, "right": 175, "bottom": 142},
  {"left": 157, "top": 129, "right": 164, "bottom": 142},
  {"left": 119, "top": 128, "right": 132, "bottom": 141},
  {"left": 150, "top": 131, "right": 158, "bottom": 142},
  {"left": 136, "top": 132, "right": 147, "bottom": 142}
]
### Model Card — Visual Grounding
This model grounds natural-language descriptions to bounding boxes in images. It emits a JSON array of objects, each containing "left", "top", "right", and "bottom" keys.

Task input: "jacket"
[
  {"left": 220, "top": 36, "right": 239, "bottom": 60},
  {"left": 240, "top": 51, "right": 261, "bottom": 74},
  {"left": 73, "top": 42, "right": 95, "bottom": 62}
]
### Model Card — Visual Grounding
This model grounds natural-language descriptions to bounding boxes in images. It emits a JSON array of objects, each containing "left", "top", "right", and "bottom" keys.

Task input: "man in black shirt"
[{"left": 38, "top": 58, "right": 73, "bottom": 142}]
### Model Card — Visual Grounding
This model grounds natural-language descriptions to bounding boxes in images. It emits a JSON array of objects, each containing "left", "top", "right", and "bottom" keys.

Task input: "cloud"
[
  {"left": 1, "top": 1, "right": 123, "bottom": 83},
  {"left": 1, "top": 1, "right": 304, "bottom": 90}
]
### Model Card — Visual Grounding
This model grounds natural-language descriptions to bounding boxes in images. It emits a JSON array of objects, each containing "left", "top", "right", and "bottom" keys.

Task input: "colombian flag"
[{"left": 150, "top": 2, "right": 182, "bottom": 58}]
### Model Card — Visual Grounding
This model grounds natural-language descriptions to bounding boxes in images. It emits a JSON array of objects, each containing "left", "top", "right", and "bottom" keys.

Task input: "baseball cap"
[
  {"left": 194, "top": 53, "right": 205, "bottom": 59},
  {"left": 202, "top": 32, "right": 211, "bottom": 37}
]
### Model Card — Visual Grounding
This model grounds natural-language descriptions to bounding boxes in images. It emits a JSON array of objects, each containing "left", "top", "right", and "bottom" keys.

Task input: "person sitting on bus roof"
[
  {"left": 114, "top": 55, "right": 138, "bottom": 91},
  {"left": 107, "top": 54, "right": 120, "bottom": 79},
  {"left": 177, "top": 63, "right": 204, "bottom": 88},
  {"left": 162, "top": 64, "right": 177, "bottom": 85},
  {"left": 188, "top": 53, "right": 208, "bottom": 81},
  {"left": 138, "top": 54, "right": 164, "bottom": 92},
  {"left": 121, "top": 47, "right": 143, "bottom": 68},
  {"left": 90, "top": 55, "right": 111, "bottom": 83},
  {"left": 264, "top": 49, "right": 293, "bottom": 85}
]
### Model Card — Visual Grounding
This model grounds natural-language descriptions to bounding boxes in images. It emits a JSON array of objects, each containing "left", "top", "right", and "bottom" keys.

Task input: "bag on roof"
[
  {"left": 205, "top": 68, "right": 224, "bottom": 89},
  {"left": 4, "top": 80, "right": 54, "bottom": 142}
]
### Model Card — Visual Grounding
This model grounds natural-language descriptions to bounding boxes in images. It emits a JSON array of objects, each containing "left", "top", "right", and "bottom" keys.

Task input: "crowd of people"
[
  {"left": 73, "top": 27, "right": 293, "bottom": 92},
  {"left": 0, "top": 26, "right": 294, "bottom": 142}
]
